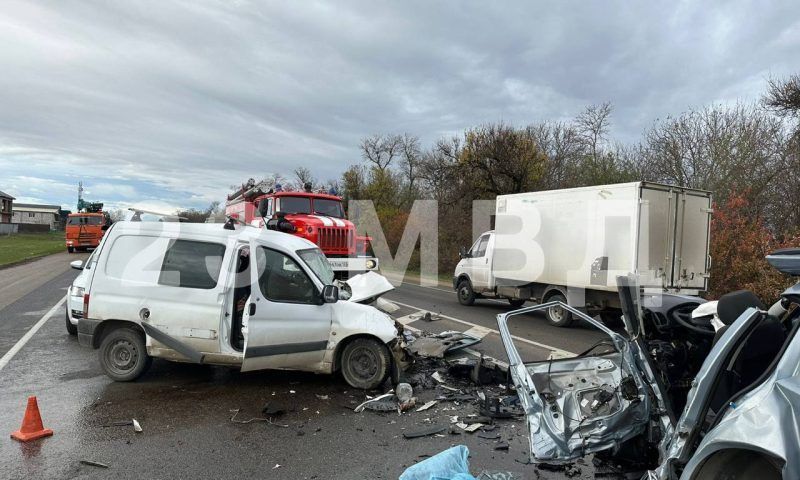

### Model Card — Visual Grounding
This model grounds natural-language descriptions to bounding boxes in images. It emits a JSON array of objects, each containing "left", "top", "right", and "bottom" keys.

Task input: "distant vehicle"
[
  {"left": 65, "top": 250, "right": 97, "bottom": 335},
  {"left": 454, "top": 182, "right": 712, "bottom": 326},
  {"left": 65, "top": 208, "right": 110, "bottom": 253},
  {"left": 225, "top": 179, "right": 378, "bottom": 277},
  {"left": 74, "top": 221, "right": 408, "bottom": 389}
]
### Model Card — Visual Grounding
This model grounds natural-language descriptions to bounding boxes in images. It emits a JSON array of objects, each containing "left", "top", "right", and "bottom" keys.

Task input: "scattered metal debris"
[
  {"left": 480, "top": 395, "right": 523, "bottom": 419},
  {"left": 354, "top": 393, "right": 395, "bottom": 413},
  {"left": 402, "top": 425, "right": 447, "bottom": 439},
  {"left": 132, "top": 419, "right": 142, "bottom": 433},
  {"left": 80, "top": 460, "right": 109, "bottom": 469},
  {"left": 230, "top": 409, "right": 289, "bottom": 427},
  {"left": 415, "top": 400, "right": 438, "bottom": 412},
  {"left": 405, "top": 331, "right": 481, "bottom": 358}
]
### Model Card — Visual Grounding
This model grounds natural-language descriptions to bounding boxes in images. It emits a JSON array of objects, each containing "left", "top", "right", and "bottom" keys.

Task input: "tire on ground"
[
  {"left": 339, "top": 337, "right": 391, "bottom": 390},
  {"left": 456, "top": 279, "right": 476, "bottom": 306},
  {"left": 545, "top": 292, "right": 574, "bottom": 327},
  {"left": 65, "top": 308, "right": 77, "bottom": 336},
  {"left": 98, "top": 327, "right": 152, "bottom": 382},
  {"left": 508, "top": 298, "right": 526, "bottom": 308},
  {"left": 67, "top": 246, "right": 74, "bottom": 253}
]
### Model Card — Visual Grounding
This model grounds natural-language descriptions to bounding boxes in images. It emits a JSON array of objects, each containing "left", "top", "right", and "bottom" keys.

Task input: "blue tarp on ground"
[{"left": 399, "top": 445, "right": 475, "bottom": 480}]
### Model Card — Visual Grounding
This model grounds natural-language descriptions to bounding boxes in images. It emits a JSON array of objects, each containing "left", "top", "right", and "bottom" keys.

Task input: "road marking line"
[
  {"left": 391, "top": 300, "right": 575, "bottom": 358},
  {"left": 395, "top": 313, "right": 419, "bottom": 326},
  {"left": 0, "top": 295, "right": 66, "bottom": 372},
  {"left": 462, "top": 325, "right": 493, "bottom": 339}
]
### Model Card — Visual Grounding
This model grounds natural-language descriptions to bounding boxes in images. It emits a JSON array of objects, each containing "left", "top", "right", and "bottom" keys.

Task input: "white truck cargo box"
[{"left": 492, "top": 182, "right": 711, "bottom": 293}]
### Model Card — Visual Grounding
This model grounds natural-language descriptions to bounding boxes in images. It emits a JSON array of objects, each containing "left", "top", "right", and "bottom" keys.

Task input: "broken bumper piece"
[{"left": 405, "top": 331, "right": 482, "bottom": 358}]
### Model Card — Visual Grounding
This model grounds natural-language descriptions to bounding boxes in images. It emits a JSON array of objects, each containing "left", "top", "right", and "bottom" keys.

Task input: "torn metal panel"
[
  {"left": 406, "top": 332, "right": 482, "bottom": 358},
  {"left": 497, "top": 301, "right": 653, "bottom": 464},
  {"left": 343, "top": 271, "right": 394, "bottom": 303}
]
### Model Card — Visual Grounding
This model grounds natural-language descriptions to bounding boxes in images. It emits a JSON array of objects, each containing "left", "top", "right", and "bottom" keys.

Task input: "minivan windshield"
[{"left": 298, "top": 248, "right": 334, "bottom": 284}]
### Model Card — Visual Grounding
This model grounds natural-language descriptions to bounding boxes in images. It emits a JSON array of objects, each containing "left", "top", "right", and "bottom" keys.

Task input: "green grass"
[{"left": 0, "top": 231, "right": 65, "bottom": 267}]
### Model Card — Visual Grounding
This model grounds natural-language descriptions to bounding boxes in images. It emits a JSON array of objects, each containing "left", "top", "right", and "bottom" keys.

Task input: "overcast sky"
[{"left": 0, "top": 1, "right": 798, "bottom": 212}]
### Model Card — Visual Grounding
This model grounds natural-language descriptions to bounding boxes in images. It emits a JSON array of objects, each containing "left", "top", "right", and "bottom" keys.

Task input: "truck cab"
[
  {"left": 225, "top": 183, "right": 377, "bottom": 276},
  {"left": 65, "top": 211, "right": 110, "bottom": 252},
  {"left": 76, "top": 222, "right": 406, "bottom": 390}
]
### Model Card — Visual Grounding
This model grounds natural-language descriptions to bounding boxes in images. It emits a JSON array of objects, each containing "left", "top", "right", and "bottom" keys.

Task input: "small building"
[
  {"left": 0, "top": 190, "right": 13, "bottom": 223},
  {"left": 11, "top": 203, "right": 62, "bottom": 230}
]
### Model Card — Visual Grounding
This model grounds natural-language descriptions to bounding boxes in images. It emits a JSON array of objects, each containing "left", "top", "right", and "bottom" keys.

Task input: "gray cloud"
[{"left": 0, "top": 1, "right": 798, "bottom": 209}]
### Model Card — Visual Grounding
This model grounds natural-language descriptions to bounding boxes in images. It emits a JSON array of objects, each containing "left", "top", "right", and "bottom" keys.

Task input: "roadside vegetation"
[
  {"left": 0, "top": 232, "right": 64, "bottom": 268},
  {"left": 334, "top": 74, "right": 800, "bottom": 299}
]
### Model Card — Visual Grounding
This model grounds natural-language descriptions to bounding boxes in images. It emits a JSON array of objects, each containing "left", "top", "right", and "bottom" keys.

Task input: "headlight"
[
  {"left": 70, "top": 286, "right": 85, "bottom": 297},
  {"left": 366, "top": 259, "right": 377, "bottom": 269}
]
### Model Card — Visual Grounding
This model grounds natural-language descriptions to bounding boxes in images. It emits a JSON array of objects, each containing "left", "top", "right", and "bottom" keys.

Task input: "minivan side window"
[
  {"left": 256, "top": 247, "right": 318, "bottom": 304},
  {"left": 158, "top": 240, "right": 226, "bottom": 289}
]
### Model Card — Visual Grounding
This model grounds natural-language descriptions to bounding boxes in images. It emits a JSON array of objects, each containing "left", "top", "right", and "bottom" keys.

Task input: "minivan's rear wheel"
[
  {"left": 457, "top": 280, "right": 476, "bottom": 306},
  {"left": 99, "top": 328, "right": 152, "bottom": 382},
  {"left": 545, "top": 292, "right": 574, "bottom": 327},
  {"left": 65, "top": 308, "right": 77, "bottom": 336},
  {"left": 340, "top": 338, "right": 390, "bottom": 390}
]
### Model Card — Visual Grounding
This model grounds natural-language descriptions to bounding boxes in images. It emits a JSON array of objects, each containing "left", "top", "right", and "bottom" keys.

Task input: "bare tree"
[
  {"left": 360, "top": 133, "right": 404, "bottom": 171},
  {"left": 764, "top": 74, "right": 800, "bottom": 117},
  {"left": 293, "top": 167, "right": 315, "bottom": 189},
  {"left": 399, "top": 133, "right": 421, "bottom": 189},
  {"left": 575, "top": 102, "right": 613, "bottom": 164}
]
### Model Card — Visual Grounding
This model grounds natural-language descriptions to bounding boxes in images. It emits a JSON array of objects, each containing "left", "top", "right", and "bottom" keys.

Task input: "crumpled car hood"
[{"left": 344, "top": 271, "right": 394, "bottom": 303}]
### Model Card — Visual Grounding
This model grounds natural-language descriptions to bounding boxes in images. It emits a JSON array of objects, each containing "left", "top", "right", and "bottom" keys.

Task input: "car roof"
[{"left": 108, "top": 221, "right": 317, "bottom": 251}]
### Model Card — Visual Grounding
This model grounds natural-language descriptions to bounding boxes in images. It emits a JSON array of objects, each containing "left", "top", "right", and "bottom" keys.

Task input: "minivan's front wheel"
[
  {"left": 99, "top": 328, "right": 152, "bottom": 382},
  {"left": 545, "top": 293, "right": 574, "bottom": 327},
  {"left": 340, "top": 338, "right": 390, "bottom": 390},
  {"left": 457, "top": 280, "right": 476, "bottom": 306}
]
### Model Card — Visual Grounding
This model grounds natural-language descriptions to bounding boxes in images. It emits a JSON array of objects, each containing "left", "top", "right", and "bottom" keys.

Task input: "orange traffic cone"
[{"left": 10, "top": 396, "right": 53, "bottom": 442}]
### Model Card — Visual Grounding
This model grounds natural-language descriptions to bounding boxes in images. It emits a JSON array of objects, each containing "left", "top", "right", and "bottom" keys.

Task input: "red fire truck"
[{"left": 225, "top": 180, "right": 378, "bottom": 277}]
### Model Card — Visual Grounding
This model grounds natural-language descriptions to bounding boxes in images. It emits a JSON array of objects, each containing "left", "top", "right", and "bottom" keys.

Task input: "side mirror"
[
  {"left": 459, "top": 247, "right": 470, "bottom": 259},
  {"left": 257, "top": 200, "right": 269, "bottom": 218},
  {"left": 322, "top": 285, "right": 339, "bottom": 304},
  {"left": 70, "top": 260, "right": 84, "bottom": 270},
  {"left": 101, "top": 224, "right": 110, "bottom": 231}
]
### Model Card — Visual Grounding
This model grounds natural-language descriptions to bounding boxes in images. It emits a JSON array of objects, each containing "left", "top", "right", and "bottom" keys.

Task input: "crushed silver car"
[{"left": 498, "top": 249, "right": 800, "bottom": 479}]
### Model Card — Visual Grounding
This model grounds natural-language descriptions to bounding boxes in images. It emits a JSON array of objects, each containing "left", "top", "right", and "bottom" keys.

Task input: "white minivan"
[{"left": 76, "top": 221, "right": 407, "bottom": 390}]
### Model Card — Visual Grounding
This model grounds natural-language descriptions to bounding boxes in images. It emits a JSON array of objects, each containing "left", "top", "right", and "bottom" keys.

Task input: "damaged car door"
[
  {"left": 497, "top": 301, "right": 653, "bottom": 463},
  {"left": 240, "top": 243, "right": 333, "bottom": 372}
]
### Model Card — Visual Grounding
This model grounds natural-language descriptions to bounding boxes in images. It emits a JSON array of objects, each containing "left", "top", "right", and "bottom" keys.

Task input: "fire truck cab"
[{"left": 225, "top": 186, "right": 378, "bottom": 277}]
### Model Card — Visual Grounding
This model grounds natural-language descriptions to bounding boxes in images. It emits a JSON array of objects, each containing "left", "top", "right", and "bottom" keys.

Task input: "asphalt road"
[{"left": 0, "top": 256, "right": 607, "bottom": 480}]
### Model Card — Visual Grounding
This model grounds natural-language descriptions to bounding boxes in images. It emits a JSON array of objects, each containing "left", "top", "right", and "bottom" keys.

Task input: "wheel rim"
[
  {"left": 459, "top": 286, "right": 470, "bottom": 301},
  {"left": 549, "top": 304, "right": 565, "bottom": 322},
  {"left": 348, "top": 346, "right": 378, "bottom": 380},
  {"left": 106, "top": 339, "right": 138, "bottom": 375}
]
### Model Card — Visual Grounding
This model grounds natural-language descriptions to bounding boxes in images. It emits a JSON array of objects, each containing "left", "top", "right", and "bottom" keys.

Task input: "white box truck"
[{"left": 453, "top": 182, "right": 712, "bottom": 326}]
